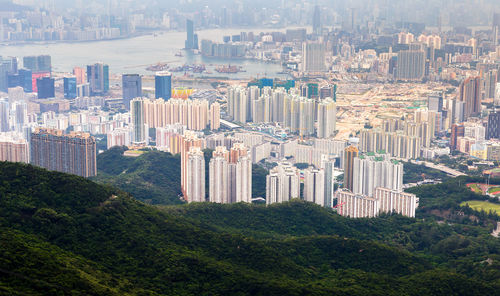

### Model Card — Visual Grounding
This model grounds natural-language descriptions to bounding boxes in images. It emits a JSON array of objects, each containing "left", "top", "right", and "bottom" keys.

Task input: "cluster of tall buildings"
[
  {"left": 130, "top": 97, "right": 220, "bottom": 144},
  {"left": 179, "top": 131, "right": 252, "bottom": 204},
  {"left": 30, "top": 128, "right": 97, "bottom": 178},
  {"left": 227, "top": 85, "right": 336, "bottom": 138}
]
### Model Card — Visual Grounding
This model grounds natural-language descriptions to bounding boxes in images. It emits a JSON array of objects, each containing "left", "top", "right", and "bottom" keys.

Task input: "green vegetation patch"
[{"left": 461, "top": 200, "right": 500, "bottom": 214}]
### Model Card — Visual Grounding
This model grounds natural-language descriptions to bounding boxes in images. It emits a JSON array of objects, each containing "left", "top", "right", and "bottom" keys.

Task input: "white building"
[
  {"left": 336, "top": 190, "right": 379, "bottom": 218},
  {"left": 303, "top": 167, "right": 325, "bottom": 206},
  {"left": 353, "top": 153, "right": 403, "bottom": 197},
  {"left": 374, "top": 187, "right": 419, "bottom": 218},
  {"left": 317, "top": 98, "right": 336, "bottom": 138},
  {"left": 266, "top": 162, "right": 300, "bottom": 204}
]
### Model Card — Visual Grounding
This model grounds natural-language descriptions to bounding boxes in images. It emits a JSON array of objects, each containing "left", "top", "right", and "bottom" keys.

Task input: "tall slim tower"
[
  {"left": 312, "top": 5, "right": 321, "bottom": 35},
  {"left": 317, "top": 98, "right": 336, "bottom": 138},
  {"left": 122, "top": 74, "right": 142, "bottom": 110},
  {"left": 343, "top": 145, "right": 358, "bottom": 191},
  {"left": 181, "top": 131, "right": 204, "bottom": 200},
  {"left": 131, "top": 98, "right": 147, "bottom": 144},
  {"left": 303, "top": 168, "right": 325, "bottom": 206},
  {"left": 458, "top": 76, "right": 481, "bottom": 119}
]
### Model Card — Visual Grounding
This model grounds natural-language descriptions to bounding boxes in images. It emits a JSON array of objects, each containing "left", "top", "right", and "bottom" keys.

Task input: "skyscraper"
[
  {"left": 30, "top": 128, "right": 97, "bottom": 178},
  {"left": 487, "top": 111, "right": 500, "bottom": 140},
  {"left": 458, "top": 76, "right": 481, "bottom": 119},
  {"left": 317, "top": 98, "right": 336, "bottom": 138},
  {"left": 186, "top": 146, "right": 205, "bottom": 203},
  {"left": 0, "top": 62, "right": 9, "bottom": 92},
  {"left": 343, "top": 146, "right": 358, "bottom": 191},
  {"left": 36, "top": 77, "right": 55, "bottom": 99},
  {"left": 131, "top": 98, "right": 148, "bottom": 144},
  {"left": 64, "top": 77, "right": 77, "bottom": 99},
  {"left": 0, "top": 100, "right": 9, "bottom": 132},
  {"left": 122, "top": 74, "right": 142, "bottom": 110},
  {"left": 155, "top": 71, "right": 172, "bottom": 100},
  {"left": 396, "top": 50, "right": 425, "bottom": 81},
  {"left": 302, "top": 42, "right": 326, "bottom": 72},
  {"left": 312, "top": 5, "right": 321, "bottom": 35},
  {"left": 185, "top": 19, "right": 198, "bottom": 50},
  {"left": 86, "top": 63, "right": 109, "bottom": 96},
  {"left": 485, "top": 70, "right": 498, "bottom": 100}
]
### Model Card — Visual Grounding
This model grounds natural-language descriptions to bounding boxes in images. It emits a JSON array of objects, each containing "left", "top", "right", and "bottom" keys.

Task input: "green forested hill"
[{"left": 0, "top": 162, "right": 499, "bottom": 295}]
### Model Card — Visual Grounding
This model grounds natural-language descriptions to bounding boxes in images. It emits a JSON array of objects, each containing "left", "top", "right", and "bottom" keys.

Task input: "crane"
[{"left": 333, "top": 202, "right": 346, "bottom": 216}]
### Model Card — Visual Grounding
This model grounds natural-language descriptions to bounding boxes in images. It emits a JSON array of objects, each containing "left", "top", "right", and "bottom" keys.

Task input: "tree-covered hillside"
[{"left": 1, "top": 162, "right": 499, "bottom": 295}]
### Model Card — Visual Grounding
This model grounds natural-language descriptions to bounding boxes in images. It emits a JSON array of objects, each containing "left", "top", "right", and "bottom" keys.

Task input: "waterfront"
[{"left": 0, "top": 28, "right": 305, "bottom": 79}]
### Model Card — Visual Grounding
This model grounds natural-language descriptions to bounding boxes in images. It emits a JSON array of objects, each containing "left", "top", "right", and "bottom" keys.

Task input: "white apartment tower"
[
  {"left": 317, "top": 98, "right": 336, "bottom": 138},
  {"left": 303, "top": 167, "right": 325, "bottom": 206},
  {"left": 266, "top": 162, "right": 300, "bottom": 204},
  {"left": 186, "top": 146, "right": 206, "bottom": 203}
]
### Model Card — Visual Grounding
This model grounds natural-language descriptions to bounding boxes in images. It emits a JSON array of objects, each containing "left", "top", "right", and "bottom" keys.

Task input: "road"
[{"left": 410, "top": 160, "right": 467, "bottom": 177}]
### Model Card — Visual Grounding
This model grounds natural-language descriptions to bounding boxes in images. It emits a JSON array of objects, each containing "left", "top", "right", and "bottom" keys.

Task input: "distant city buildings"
[
  {"left": 86, "top": 63, "right": 109, "bottom": 96},
  {"left": 30, "top": 128, "right": 97, "bottom": 178},
  {"left": 155, "top": 71, "right": 172, "bottom": 100},
  {"left": 122, "top": 74, "right": 142, "bottom": 110},
  {"left": 266, "top": 162, "right": 300, "bottom": 205}
]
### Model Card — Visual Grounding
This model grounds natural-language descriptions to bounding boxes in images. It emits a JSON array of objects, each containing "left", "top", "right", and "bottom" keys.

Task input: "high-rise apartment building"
[
  {"left": 0, "top": 133, "right": 29, "bottom": 163},
  {"left": 186, "top": 146, "right": 205, "bottom": 203},
  {"left": 210, "top": 102, "right": 221, "bottom": 130},
  {"left": 266, "top": 162, "right": 300, "bottom": 204},
  {"left": 209, "top": 146, "right": 230, "bottom": 203},
  {"left": 30, "top": 128, "right": 97, "bottom": 178},
  {"left": 122, "top": 74, "right": 142, "bottom": 110},
  {"left": 181, "top": 131, "right": 204, "bottom": 201},
  {"left": 374, "top": 187, "right": 419, "bottom": 218},
  {"left": 107, "top": 127, "right": 132, "bottom": 149},
  {"left": 303, "top": 167, "right": 325, "bottom": 206},
  {"left": 130, "top": 97, "right": 214, "bottom": 131},
  {"left": 228, "top": 86, "right": 248, "bottom": 123},
  {"left": 317, "top": 98, "right": 336, "bottom": 138},
  {"left": 302, "top": 42, "right": 326, "bottom": 72},
  {"left": 396, "top": 49, "right": 425, "bottom": 81},
  {"left": 86, "top": 63, "right": 109, "bottom": 96},
  {"left": 155, "top": 71, "right": 172, "bottom": 100},
  {"left": 353, "top": 153, "right": 403, "bottom": 197},
  {"left": 336, "top": 190, "right": 379, "bottom": 218},
  {"left": 343, "top": 145, "right": 359, "bottom": 191},
  {"left": 458, "top": 76, "right": 481, "bottom": 119}
]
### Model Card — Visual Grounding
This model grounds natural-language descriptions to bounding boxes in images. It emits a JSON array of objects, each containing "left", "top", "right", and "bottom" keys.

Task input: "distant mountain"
[{"left": 0, "top": 162, "right": 499, "bottom": 295}]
